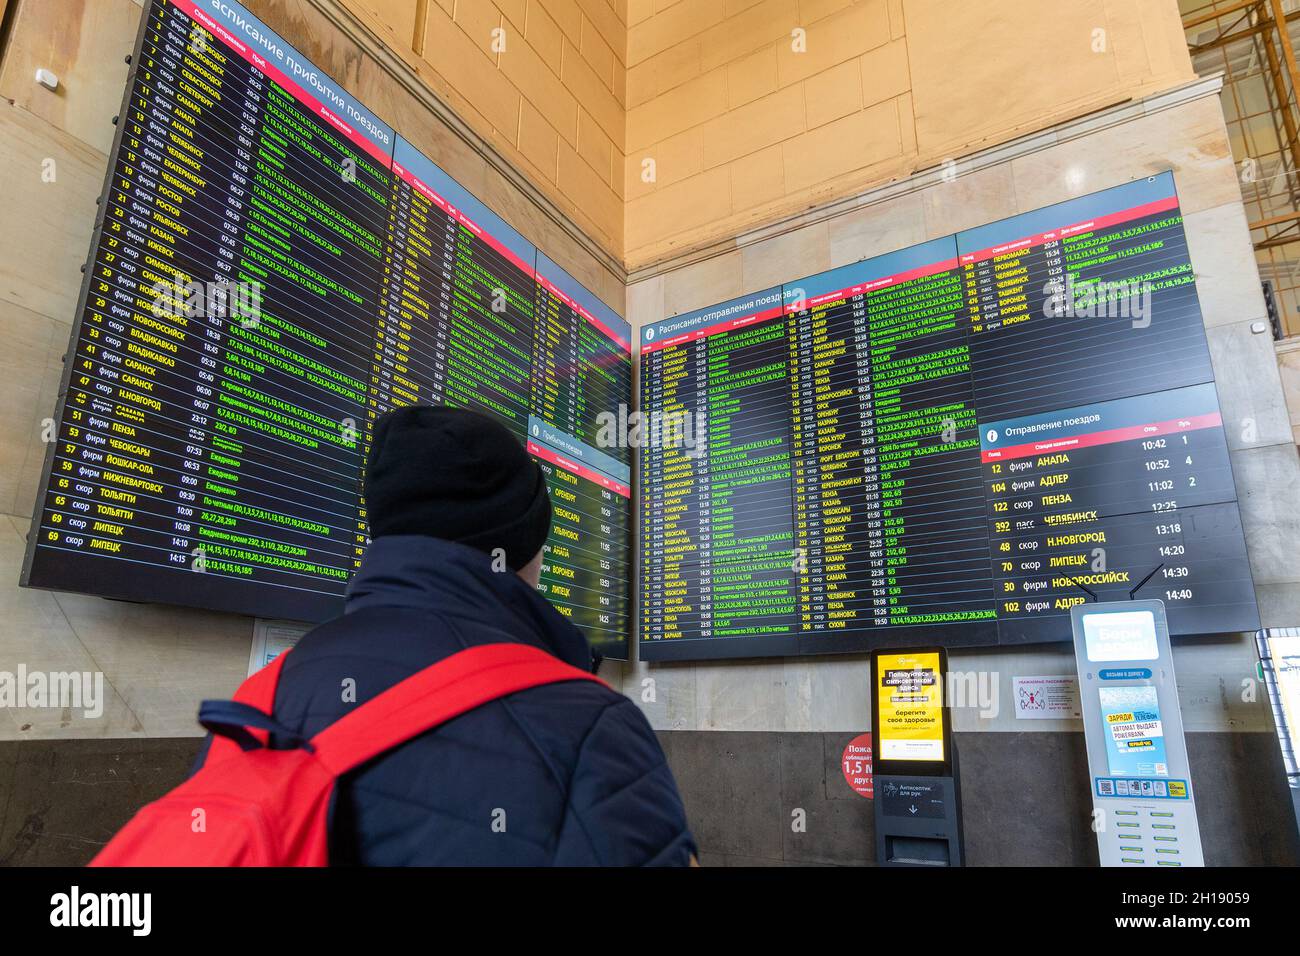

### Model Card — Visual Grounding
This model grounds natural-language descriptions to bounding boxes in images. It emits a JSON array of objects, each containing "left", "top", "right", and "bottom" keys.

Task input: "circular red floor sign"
[{"left": 841, "top": 733, "right": 873, "bottom": 799}]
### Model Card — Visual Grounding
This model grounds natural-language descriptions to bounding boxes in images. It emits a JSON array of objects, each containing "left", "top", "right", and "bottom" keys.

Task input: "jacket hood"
[{"left": 344, "top": 535, "right": 593, "bottom": 672}]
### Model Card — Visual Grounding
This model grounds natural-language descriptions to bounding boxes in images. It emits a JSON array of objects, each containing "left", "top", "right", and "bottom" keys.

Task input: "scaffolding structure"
[{"left": 1183, "top": 0, "right": 1300, "bottom": 337}]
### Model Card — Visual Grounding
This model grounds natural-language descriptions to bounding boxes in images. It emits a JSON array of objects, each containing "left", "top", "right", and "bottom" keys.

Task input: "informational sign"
[
  {"left": 878, "top": 778, "right": 947, "bottom": 819},
  {"left": 875, "top": 651, "right": 945, "bottom": 762},
  {"left": 638, "top": 173, "right": 1259, "bottom": 662},
  {"left": 1013, "top": 675, "right": 1081, "bottom": 719},
  {"left": 19, "top": 0, "right": 633, "bottom": 658},
  {"left": 841, "top": 733, "right": 873, "bottom": 798},
  {"left": 1098, "top": 685, "right": 1169, "bottom": 777},
  {"left": 247, "top": 617, "right": 311, "bottom": 676}
]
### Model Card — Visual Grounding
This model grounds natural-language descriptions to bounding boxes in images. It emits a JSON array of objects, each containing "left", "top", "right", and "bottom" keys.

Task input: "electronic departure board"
[
  {"left": 20, "top": 0, "right": 634, "bottom": 659},
  {"left": 528, "top": 252, "right": 633, "bottom": 654},
  {"left": 639, "top": 173, "right": 1260, "bottom": 661}
]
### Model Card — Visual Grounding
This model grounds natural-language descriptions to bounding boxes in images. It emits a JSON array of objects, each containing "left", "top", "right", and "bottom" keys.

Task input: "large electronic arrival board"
[
  {"left": 639, "top": 173, "right": 1259, "bottom": 661},
  {"left": 20, "top": 0, "right": 633, "bottom": 659}
]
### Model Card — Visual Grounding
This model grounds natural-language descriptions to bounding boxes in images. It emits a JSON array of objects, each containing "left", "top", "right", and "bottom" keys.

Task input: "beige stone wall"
[
  {"left": 622, "top": 0, "right": 1196, "bottom": 270},
  {"left": 345, "top": 0, "right": 628, "bottom": 259},
  {"left": 623, "top": 80, "right": 1300, "bottom": 734},
  {"left": 1277, "top": 338, "right": 1300, "bottom": 446},
  {"left": 346, "top": 1, "right": 1196, "bottom": 270}
]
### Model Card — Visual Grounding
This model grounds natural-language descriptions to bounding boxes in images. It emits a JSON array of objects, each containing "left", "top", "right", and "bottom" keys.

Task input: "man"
[{"left": 213, "top": 404, "right": 696, "bottom": 865}]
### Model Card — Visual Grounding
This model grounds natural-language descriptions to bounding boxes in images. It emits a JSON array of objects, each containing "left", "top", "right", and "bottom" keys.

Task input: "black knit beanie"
[{"left": 364, "top": 405, "right": 552, "bottom": 571}]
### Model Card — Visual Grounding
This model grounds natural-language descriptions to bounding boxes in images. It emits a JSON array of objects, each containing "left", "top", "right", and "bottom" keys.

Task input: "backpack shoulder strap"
[
  {"left": 206, "top": 650, "right": 291, "bottom": 764},
  {"left": 309, "top": 643, "right": 606, "bottom": 777},
  {"left": 235, "top": 649, "right": 290, "bottom": 710}
]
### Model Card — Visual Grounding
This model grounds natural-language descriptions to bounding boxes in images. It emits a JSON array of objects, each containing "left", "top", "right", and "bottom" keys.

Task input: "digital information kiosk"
[
  {"left": 870, "top": 647, "right": 964, "bottom": 866},
  {"left": 1071, "top": 601, "right": 1204, "bottom": 866}
]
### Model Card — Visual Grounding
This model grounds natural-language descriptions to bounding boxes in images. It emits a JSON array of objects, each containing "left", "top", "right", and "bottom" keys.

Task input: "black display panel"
[
  {"left": 527, "top": 253, "right": 633, "bottom": 657},
  {"left": 639, "top": 173, "right": 1260, "bottom": 661},
  {"left": 376, "top": 139, "right": 539, "bottom": 441},
  {"left": 21, "top": 0, "right": 634, "bottom": 659}
]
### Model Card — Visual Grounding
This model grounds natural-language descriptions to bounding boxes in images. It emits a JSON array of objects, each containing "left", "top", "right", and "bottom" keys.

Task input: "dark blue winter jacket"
[{"left": 204, "top": 535, "right": 695, "bottom": 866}]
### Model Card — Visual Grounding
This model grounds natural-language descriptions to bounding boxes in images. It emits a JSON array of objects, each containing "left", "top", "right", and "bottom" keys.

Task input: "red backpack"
[{"left": 90, "top": 642, "right": 605, "bottom": 866}]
